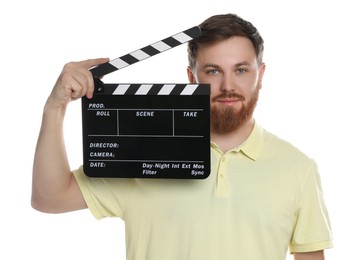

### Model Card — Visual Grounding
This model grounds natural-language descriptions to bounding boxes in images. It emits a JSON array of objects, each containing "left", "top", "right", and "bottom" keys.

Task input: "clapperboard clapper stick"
[{"left": 82, "top": 26, "right": 211, "bottom": 179}]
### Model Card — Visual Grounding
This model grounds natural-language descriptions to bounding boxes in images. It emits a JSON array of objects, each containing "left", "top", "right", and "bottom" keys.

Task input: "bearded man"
[{"left": 32, "top": 13, "right": 333, "bottom": 260}]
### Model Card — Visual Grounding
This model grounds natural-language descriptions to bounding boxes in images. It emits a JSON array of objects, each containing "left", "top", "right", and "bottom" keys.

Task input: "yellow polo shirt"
[{"left": 73, "top": 123, "right": 333, "bottom": 259}]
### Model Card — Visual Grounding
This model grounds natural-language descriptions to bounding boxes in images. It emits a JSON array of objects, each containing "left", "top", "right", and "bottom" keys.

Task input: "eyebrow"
[
  {"left": 235, "top": 61, "right": 252, "bottom": 67},
  {"left": 203, "top": 63, "right": 220, "bottom": 69},
  {"left": 203, "top": 61, "right": 252, "bottom": 69}
]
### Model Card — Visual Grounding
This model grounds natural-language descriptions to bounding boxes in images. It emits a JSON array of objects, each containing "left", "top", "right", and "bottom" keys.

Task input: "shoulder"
[
  {"left": 256, "top": 126, "right": 323, "bottom": 194},
  {"left": 261, "top": 127, "right": 313, "bottom": 162},
  {"left": 258, "top": 126, "right": 318, "bottom": 180}
]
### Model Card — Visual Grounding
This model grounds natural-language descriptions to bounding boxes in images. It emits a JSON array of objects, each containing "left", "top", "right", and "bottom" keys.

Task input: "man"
[{"left": 32, "top": 14, "right": 333, "bottom": 259}]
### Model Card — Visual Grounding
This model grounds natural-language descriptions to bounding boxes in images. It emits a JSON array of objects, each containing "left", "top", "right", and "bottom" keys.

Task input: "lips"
[{"left": 218, "top": 98, "right": 241, "bottom": 102}]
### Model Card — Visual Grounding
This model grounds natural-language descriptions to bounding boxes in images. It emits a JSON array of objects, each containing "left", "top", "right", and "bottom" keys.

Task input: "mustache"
[{"left": 211, "top": 92, "right": 245, "bottom": 102}]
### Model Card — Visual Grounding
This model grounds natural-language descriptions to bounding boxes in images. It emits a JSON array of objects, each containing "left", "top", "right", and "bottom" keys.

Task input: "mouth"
[
  {"left": 212, "top": 93, "right": 244, "bottom": 106},
  {"left": 216, "top": 98, "right": 241, "bottom": 106}
]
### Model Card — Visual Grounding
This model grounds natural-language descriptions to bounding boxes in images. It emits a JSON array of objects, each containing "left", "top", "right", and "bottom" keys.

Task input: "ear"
[
  {"left": 257, "top": 63, "right": 266, "bottom": 89},
  {"left": 187, "top": 66, "right": 197, "bottom": 83}
]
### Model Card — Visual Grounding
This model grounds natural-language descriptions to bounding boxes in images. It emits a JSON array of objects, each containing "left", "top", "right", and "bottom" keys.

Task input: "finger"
[
  {"left": 80, "top": 58, "right": 110, "bottom": 70},
  {"left": 71, "top": 71, "right": 91, "bottom": 99},
  {"left": 85, "top": 75, "right": 94, "bottom": 99},
  {"left": 69, "top": 78, "right": 85, "bottom": 100},
  {"left": 81, "top": 58, "right": 109, "bottom": 99}
]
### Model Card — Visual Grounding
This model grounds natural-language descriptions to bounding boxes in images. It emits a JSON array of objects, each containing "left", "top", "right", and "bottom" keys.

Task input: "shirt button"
[{"left": 222, "top": 157, "right": 226, "bottom": 162}]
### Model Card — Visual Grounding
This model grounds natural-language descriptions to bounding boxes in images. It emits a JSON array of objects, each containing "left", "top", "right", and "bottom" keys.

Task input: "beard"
[{"left": 210, "top": 88, "right": 259, "bottom": 134}]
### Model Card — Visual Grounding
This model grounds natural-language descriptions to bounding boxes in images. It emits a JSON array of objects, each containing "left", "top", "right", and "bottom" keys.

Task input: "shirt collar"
[
  {"left": 210, "top": 122, "right": 264, "bottom": 161},
  {"left": 236, "top": 122, "right": 264, "bottom": 161}
]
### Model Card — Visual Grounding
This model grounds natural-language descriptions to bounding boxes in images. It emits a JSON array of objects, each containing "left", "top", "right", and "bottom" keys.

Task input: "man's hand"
[
  {"left": 32, "top": 57, "right": 108, "bottom": 213},
  {"left": 47, "top": 58, "right": 109, "bottom": 110}
]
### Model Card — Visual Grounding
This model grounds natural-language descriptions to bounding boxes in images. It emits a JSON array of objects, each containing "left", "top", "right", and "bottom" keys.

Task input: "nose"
[{"left": 220, "top": 74, "right": 235, "bottom": 92}]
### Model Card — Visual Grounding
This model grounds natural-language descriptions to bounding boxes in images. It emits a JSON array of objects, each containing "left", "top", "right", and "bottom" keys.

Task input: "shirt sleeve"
[
  {"left": 290, "top": 161, "right": 333, "bottom": 253},
  {"left": 73, "top": 166, "right": 133, "bottom": 220}
]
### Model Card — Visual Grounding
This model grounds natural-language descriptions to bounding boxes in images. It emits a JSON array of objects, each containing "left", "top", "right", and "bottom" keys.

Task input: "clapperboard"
[{"left": 82, "top": 26, "right": 211, "bottom": 179}]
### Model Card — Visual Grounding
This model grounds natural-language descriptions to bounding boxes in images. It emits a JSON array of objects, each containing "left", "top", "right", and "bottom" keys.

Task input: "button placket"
[{"left": 216, "top": 155, "right": 228, "bottom": 197}]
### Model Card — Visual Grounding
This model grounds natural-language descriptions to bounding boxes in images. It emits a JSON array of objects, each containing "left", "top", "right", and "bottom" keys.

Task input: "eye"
[
  {"left": 207, "top": 69, "right": 219, "bottom": 76},
  {"left": 236, "top": 67, "right": 248, "bottom": 74}
]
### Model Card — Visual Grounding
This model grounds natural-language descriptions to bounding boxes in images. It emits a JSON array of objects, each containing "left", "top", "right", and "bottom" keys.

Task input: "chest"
[{"left": 124, "top": 160, "right": 299, "bottom": 233}]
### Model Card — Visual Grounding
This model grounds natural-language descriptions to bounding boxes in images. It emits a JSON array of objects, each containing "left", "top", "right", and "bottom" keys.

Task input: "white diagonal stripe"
[
  {"left": 158, "top": 84, "right": 176, "bottom": 95},
  {"left": 151, "top": 41, "right": 171, "bottom": 52},
  {"left": 130, "top": 50, "right": 150, "bottom": 61},
  {"left": 113, "top": 84, "right": 130, "bottom": 95},
  {"left": 180, "top": 84, "right": 198, "bottom": 95},
  {"left": 172, "top": 32, "right": 192, "bottom": 43},
  {"left": 109, "top": 58, "right": 129, "bottom": 69},
  {"left": 136, "top": 84, "right": 153, "bottom": 95}
]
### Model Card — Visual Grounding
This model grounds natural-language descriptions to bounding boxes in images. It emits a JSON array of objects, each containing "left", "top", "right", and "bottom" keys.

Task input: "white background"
[{"left": 1, "top": 0, "right": 363, "bottom": 259}]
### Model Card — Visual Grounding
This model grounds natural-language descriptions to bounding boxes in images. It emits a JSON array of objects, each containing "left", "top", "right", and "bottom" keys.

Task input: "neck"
[{"left": 211, "top": 118, "right": 255, "bottom": 154}]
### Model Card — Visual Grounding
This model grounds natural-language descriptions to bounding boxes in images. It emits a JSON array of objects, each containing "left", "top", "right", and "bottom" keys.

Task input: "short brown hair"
[{"left": 187, "top": 13, "right": 264, "bottom": 69}]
